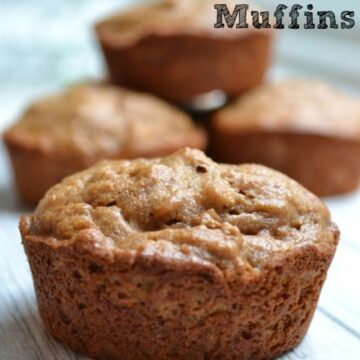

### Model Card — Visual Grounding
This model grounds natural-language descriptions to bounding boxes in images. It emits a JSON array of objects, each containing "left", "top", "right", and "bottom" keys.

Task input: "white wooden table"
[{"left": 1, "top": 0, "right": 360, "bottom": 359}]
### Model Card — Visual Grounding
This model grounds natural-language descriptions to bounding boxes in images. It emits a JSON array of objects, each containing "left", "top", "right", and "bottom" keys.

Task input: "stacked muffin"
[
  {"left": 95, "top": 0, "right": 272, "bottom": 103},
  {"left": 3, "top": 0, "right": 354, "bottom": 359}
]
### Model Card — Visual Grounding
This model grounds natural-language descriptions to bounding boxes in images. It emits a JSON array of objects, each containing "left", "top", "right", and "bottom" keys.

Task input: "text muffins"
[{"left": 21, "top": 148, "right": 338, "bottom": 360}]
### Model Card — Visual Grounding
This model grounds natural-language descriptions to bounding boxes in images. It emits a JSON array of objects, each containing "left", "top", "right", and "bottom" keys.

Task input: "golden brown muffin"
[
  {"left": 3, "top": 84, "right": 206, "bottom": 204},
  {"left": 95, "top": 0, "right": 273, "bottom": 103},
  {"left": 21, "top": 148, "right": 338, "bottom": 360},
  {"left": 210, "top": 80, "right": 360, "bottom": 197}
]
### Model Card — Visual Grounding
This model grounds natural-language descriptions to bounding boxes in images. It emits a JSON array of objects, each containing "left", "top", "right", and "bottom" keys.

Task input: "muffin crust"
[{"left": 21, "top": 149, "right": 338, "bottom": 360}]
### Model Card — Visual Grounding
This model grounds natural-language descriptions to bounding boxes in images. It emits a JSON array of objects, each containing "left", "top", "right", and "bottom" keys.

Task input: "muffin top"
[
  {"left": 96, "top": 0, "right": 261, "bottom": 46},
  {"left": 23, "top": 148, "right": 337, "bottom": 272},
  {"left": 213, "top": 80, "right": 360, "bottom": 139},
  {"left": 5, "top": 84, "right": 204, "bottom": 163}
]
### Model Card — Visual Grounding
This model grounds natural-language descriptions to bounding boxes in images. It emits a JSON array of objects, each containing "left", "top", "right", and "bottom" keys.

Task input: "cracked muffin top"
[
  {"left": 214, "top": 80, "right": 360, "bottom": 139},
  {"left": 23, "top": 148, "right": 338, "bottom": 272},
  {"left": 5, "top": 84, "right": 205, "bottom": 163},
  {"left": 96, "top": 0, "right": 259, "bottom": 46}
]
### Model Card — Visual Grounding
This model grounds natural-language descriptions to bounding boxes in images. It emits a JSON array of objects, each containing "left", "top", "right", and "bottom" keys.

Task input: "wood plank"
[
  {"left": 280, "top": 310, "right": 360, "bottom": 360},
  {"left": 326, "top": 192, "right": 360, "bottom": 252},
  {"left": 317, "top": 238, "right": 360, "bottom": 336}
]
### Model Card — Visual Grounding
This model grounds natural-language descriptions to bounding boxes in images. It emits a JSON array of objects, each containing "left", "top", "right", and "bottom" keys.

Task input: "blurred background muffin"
[
  {"left": 95, "top": 0, "right": 273, "bottom": 104},
  {"left": 4, "top": 84, "right": 206, "bottom": 204},
  {"left": 210, "top": 80, "right": 360, "bottom": 196}
]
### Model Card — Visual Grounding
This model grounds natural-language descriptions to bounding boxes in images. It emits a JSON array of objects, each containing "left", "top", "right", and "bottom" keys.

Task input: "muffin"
[
  {"left": 95, "top": 0, "right": 273, "bottom": 103},
  {"left": 210, "top": 80, "right": 360, "bottom": 197},
  {"left": 3, "top": 84, "right": 206, "bottom": 204},
  {"left": 21, "top": 148, "right": 339, "bottom": 360}
]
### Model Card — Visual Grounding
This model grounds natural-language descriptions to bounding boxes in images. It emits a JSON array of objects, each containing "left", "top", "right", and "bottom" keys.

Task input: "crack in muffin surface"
[{"left": 28, "top": 148, "right": 335, "bottom": 269}]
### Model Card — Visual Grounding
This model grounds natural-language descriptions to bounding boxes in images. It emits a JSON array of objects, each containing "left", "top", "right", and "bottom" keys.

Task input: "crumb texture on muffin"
[{"left": 27, "top": 148, "right": 336, "bottom": 270}]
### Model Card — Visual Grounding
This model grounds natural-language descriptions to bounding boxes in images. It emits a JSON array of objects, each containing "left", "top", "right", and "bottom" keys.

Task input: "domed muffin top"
[
  {"left": 213, "top": 80, "right": 360, "bottom": 139},
  {"left": 96, "top": 0, "right": 258, "bottom": 45},
  {"left": 5, "top": 84, "right": 203, "bottom": 162},
  {"left": 23, "top": 149, "right": 337, "bottom": 271}
]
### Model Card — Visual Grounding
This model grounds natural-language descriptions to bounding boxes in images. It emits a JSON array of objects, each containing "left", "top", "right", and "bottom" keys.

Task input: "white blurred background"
[{"left": 0, "top": 0, "right": 136, "bottom": 121}]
